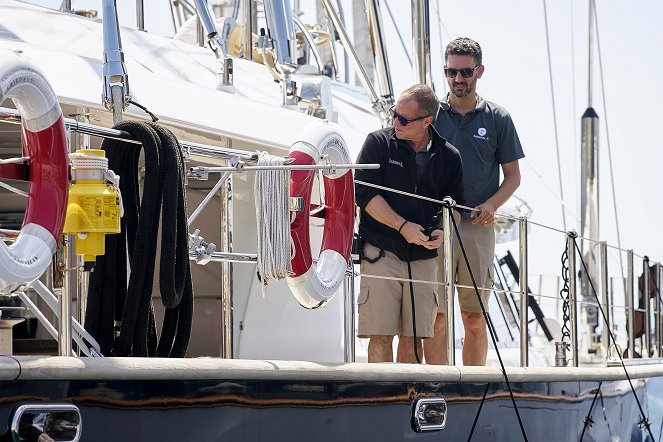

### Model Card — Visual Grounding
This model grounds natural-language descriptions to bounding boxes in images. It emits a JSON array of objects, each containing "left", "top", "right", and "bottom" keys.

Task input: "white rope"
[
  {"left": 254, "top": 151, "right": 293, "bottom": 286},
  {"left": 69, "top": 152, "right": 109, "bottom": 170}
]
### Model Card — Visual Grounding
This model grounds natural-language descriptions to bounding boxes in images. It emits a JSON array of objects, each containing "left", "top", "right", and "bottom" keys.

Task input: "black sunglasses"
[
  {"left": 444, "top": 66, "right": 479, "bottom": 79},
  {"left": 389, "top": 106, "right": 430, "bottom": 126}
]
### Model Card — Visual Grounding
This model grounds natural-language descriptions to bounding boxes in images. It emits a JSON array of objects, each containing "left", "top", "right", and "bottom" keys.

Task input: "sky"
[
  {"left": 376, "top": 0, "right": 663, "bottom": 288},
  {"left": 28, "top": 0, "right": 663, "bottom": 287}
]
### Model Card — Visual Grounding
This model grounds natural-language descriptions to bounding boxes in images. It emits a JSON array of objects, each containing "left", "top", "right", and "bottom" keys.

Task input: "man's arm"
[
  {"left": 471, "top": 160, "right": 521, "bottom": 225},
  {"left": 365, "top": 195, "right": 437, "bottom": 248}
]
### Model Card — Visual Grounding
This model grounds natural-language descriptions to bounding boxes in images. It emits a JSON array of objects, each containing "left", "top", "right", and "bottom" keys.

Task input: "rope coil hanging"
[
  {"left": 85, "top": 121, "right": 193, "bottom": 357},
  {"left": 254, "top": 151, "right": 293, "bottom": 285}
]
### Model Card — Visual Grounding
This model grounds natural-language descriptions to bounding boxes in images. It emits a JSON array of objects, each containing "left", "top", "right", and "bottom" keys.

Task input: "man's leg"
[
  {"left": 422, "top": 313, "right": 447, "bottom": 364},
  {"left": 368, "top": 335, "right": 394, "bottom": 362},
  {"left": 396, "top": 336, "right": 425, "bottom": 363},
  {"left": 461, "top": 311, "right": 487, "bottom": 366},
  {"left": 455, "top": 221, "right": 494, "bottom": 366}
]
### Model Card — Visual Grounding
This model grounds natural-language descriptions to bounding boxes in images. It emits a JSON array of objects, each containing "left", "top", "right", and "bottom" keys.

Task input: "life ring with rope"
[
  {"left": 0, "top": 50, "right": 69, "bottom": 294},
  {"left": 287, "top": 130, "right": 354, "bottom": 309}
]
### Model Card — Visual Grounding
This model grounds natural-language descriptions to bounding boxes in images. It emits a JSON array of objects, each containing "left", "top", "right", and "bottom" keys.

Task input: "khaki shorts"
[
  {"left": 357, "top": 242, "right": 438, "bottom": 338},
  {"left": 437, "top": 221, "right": 495, "bottom": 314}
]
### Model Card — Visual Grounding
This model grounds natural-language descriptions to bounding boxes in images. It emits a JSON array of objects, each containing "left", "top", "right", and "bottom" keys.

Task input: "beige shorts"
[
  {"left": 437, "top": 220, "right": 495, "bottom": 314},
  {"left": 357, "top": 242, "right": 438, "bottom": 338}
]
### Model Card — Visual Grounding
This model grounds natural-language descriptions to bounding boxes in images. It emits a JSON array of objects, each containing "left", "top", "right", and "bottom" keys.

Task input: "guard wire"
[
  {"left": 85, "top": 121, "right": 193, "bottom": 357},
  {"left": 572, "top": 239, "right": 654, "bottom": 441},
  {"left": 447, "top": 204, "right": 528, "bottom": 442}
]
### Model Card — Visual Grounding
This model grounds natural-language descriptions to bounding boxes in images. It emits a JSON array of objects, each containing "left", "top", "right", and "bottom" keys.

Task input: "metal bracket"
[{"left": 189, "top": 229, "right": 217, "bottom": 265}]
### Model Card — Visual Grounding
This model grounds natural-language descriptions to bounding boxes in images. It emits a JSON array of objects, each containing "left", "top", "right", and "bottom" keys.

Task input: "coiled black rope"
[
  {"left": 84, "top": 121, "right": 193, "bottom": 357},
  {"left": 572, "top": 239, "right": 654, "bottom": 441}
]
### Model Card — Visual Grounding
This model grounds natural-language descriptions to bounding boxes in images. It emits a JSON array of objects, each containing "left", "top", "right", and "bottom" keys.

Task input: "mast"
[
  {"left": 580, "top": 0, "right": 600, "bottom": 344},
  {"left": 412, "top": 0, "right": 431, "bottom": 86}
]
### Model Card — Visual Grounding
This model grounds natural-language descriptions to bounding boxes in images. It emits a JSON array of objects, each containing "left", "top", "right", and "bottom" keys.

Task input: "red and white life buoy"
[
  {"left": 0, "top": 50, "right": 69, "bottom": 294},
  {"left": 287, "top": 130, "right": 354, "bottom": 309}
]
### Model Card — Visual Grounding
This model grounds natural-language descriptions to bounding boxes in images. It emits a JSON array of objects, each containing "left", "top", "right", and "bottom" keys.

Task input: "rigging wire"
[
  {"left": 382, "top": 0, "right": 412, "bottom": 67},
  {"left": 592, "top": 0, "right": 625, "bottom": 280},
  {"left": 523, "top": 158, "right": 579, "bottom": 222},
  {"left": 542, "top": 0, "right": 567, "bottom": 231},
  {"left": 569, "top": 0, "right": 579, "bottom": 220},
  {"left": 431, "top": 0, "right": 450, "bottom": 94}
]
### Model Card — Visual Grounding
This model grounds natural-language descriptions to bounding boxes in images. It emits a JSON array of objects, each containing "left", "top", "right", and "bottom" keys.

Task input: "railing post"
[
  {"left": 442, "top": 198, "right": 455, "bottom": 366},
  {"left": 519, "top": 217, "right": 528, "bottom": 367},
  {"left": 60, "top": 235, "right": 75, "bottom": 357},
  {"left": 567, "top": 231, "right": 579, "bottom": 367},
  {"left": 599, "top": 241, "right": 610, "bottom": 359},
  {"left": 626, "top": 250, "right": 634, "bottom": 358},
  {"left": 644, "top": 257, "right": 651, "bottom": 358},
  {"left": 344, "top": 262, "right": 356, "bottom": 363}
]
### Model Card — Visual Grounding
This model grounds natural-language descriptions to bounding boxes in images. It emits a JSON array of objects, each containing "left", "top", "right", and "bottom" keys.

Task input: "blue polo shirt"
[{"left": 433, "top": 95, "right": 524, "bottom": 209}]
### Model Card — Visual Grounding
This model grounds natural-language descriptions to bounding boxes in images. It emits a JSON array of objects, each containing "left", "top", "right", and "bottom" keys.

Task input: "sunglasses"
[
  {"left": 389, "top": 106, "right": 430, "bottom": 126},
  {"left": 444, "top": 66, "right": 479, "bottom": 79}
]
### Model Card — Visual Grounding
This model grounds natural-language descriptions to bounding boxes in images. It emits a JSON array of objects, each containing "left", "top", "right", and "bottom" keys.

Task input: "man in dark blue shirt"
[{"left": 355, "top": 84, "right": 464, "bottom": 363}]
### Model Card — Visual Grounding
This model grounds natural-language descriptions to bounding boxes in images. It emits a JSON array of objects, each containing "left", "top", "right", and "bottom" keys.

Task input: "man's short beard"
[{"left": 452, "top": 84, "right": 473, "bottom": 98}]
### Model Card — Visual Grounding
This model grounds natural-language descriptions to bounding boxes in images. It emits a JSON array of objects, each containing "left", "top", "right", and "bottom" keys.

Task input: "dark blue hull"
[{"left": 0, "top": 365, "right": 659, "bottom": 442}]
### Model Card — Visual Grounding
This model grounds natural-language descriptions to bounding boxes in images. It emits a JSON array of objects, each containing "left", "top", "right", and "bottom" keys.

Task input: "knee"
[{"left": 463, "top": 312, "right": 486, "bottom": 334}]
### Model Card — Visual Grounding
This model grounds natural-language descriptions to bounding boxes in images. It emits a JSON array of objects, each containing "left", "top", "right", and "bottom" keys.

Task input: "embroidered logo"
[
  {"left": 473, "top": 127, "right": 489, "bottom": 140},
  {"left": 388, "top": 158, "right": 403, "bottom": 167}
]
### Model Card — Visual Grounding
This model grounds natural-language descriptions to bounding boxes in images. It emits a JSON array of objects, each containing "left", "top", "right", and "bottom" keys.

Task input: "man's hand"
[
  {"left": 424, "top": 229, "right": 444, "bottom": 249},
  {"left": 401, "top": 223, "right": 443, "bottom": 249},
  {"left": 471, "top": 202, "right": 497, "bottom": 226}
]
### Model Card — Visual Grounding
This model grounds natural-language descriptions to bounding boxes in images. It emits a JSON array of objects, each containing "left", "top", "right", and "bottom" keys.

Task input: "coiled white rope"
[
  {"left": 254, "top": 151, "right": 293, "bottom": 287},
  {"left": 69, "top": 152, "right": 109, "bottom": 170}
]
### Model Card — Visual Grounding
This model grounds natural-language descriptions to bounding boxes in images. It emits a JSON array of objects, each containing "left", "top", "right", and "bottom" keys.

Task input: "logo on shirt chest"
[
  {"left": 473, "top": 127, "right": 489, "bottom": 140},
  {"left": 388, "top": 158, "right": 404, "bottom": 167}
]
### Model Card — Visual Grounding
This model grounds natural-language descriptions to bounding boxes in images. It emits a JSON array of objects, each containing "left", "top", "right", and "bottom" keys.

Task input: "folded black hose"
[{"left": 85, "top": 121, "right": 193, "bottom": 357}]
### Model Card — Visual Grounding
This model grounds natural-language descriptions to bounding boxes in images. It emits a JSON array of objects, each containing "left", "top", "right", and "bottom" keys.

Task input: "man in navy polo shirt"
[{"left": 424, "top": 37, "right": 525, "bottom": 366}]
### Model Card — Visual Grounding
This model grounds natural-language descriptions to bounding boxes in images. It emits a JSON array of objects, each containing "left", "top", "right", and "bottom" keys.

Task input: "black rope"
[
  {"left": 579, "top": 382, "right": 602, "bottom": 441},
  {"left": 467, "top": 382, "right": 491, "bottom": 441},
  {"left": 127, "top": 99, "right": 159, "bottom": 122},
  {"left": 85, "top": 121, "right": 193, "bottom": 357},
  {"left": 406, "top": 261, "right": 422, "bottom": 364},
  {"left": 572, "top": 239, "right": 654, "bottom": 441},
  {"left": 444, "top": 201, "right": 528, "bottom": 442}
]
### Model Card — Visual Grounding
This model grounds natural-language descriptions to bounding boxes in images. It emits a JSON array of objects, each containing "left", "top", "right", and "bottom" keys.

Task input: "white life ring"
[
  {"left": 0, "top": 50, "right": 69, "bottom": 294},
  {"left": 287, "top": 130, "right": 354, "bottom": 309}
]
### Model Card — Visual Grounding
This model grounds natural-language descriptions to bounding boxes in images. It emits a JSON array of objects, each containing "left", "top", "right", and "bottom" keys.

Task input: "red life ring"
[
  {"left": 0, "top": 50, "right": 69, "bottom": 294},
  {"left": 287, "top": 131, "right": 354, "bottom": 309}
]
